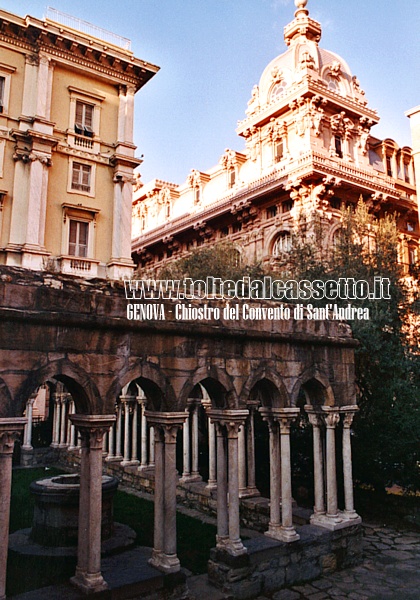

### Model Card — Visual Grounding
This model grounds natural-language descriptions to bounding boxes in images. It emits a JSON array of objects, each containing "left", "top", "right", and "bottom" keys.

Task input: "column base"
[
  {"left": 239, "top": 486, "right": 260, "bottom": 498},
  {"left": 224, "top": 538, "right": 248, "bottom": 556},
  {"left": 70, "top": 570, "right": 108, "bottom": 594},
  {"left": 105, "top": 455, "right": 120, "bottom": 462},
  {"left": 310, "top": 510, "right": 361, "bottom": 531},
  {"left": 206, "top": 480, "right": 217, "bottom": 491},
  {"left": 265, "top": 525, "right": 300, "bottom": 543},
  {"left": 148, "top": 550, "right": 180, "bottom": 574},
  {"left": 343, "top": 509, "right": 362, "bottom": 521},
  {"left": 216, "top": 535, "right": 229, "bottom": 550},
  {"left": 179, "top": 474, "right": 202, "bottom": 484}
]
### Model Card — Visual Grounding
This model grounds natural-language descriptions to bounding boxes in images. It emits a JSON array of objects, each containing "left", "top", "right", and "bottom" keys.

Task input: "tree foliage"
[{"left": 285, "top": 203, "right": 420, "bottom": 492}]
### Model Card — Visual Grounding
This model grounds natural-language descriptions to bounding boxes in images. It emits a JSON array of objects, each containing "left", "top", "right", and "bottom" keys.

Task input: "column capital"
[
  {"left": 144, "top": 411, "right": 187, "bottom": 444},
  {"left": 340, "top": 405, "right": 359, "bottom": 428},
  {"left": 259, "top": 407, "right": 278, "bottom": 433},
  {"left": 305, "top": 405, "right": 323, "bottom": 428},
  {"left": 0, "top": 418, "right": 27, "bottom": 454},
  {"left": 274, "top": 408, "right": 300, "bottom": 433},
  {"left": 321, "top": 406, "right": 340, "bottom": 429},
  {"left": 207, "top": 409, "right": 249, "bottom": 425},
  {"left": 69, "top": 414, "right": 115, "bottom": 450},
  {"left": 119, "top": 394, "right": 136, "bottom": 404}
]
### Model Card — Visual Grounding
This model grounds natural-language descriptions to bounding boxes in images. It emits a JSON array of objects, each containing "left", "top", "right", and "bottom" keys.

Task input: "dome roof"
[{"left": 245, "top": 0, "right": 367, "bottom": 118}]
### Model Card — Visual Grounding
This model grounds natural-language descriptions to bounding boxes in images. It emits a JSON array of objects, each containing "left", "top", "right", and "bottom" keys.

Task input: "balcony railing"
[{"left": 45, "top": 7, "right": 131, "bottom": 50}]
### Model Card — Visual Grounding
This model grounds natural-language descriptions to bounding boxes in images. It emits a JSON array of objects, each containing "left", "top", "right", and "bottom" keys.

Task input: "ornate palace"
[{"left": 132, "top": 0, "right": 418, "bottom": 274}]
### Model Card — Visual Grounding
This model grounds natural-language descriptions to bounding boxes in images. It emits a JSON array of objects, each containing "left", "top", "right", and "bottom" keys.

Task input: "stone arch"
[
  {"left": 0, "top": 377, "right": 13, "bottom": 417},
  {"left": 106, "top": 360, "right": 176, "bottom": 412},
  {"left": 242, "top": 368, "right": 290, "bottom": 408},
  {"left": 290, "top": 368, "right": 335, "bottom": 407},
  {"left": 178, "top": 366, "right": 237, "bottom": 410},
  {"left": 14, "top": 359, "right": 100, "bottom": 416}
]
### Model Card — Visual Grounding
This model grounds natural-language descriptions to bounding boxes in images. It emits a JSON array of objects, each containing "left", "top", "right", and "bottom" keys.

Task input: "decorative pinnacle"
[{"left": 294, "top": 0, "right": 309, "bottom": 17}]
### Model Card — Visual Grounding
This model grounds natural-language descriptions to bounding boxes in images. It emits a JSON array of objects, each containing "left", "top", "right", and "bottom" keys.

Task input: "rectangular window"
[
  {"left": 194, "top": 188, "right": 200, "bottom": 204},
  {"left": 267, "top": 205, "right": 277, "bottom": 219},
  {"left": 334, "top": 136, "right": 343, "bottom": 158},
  {"left": 71, "top": 163, "right": 91, "bottom": 192},
  {"left": 75, "top": 101, "right": 94, "bottom": 137},
  {"left": 282, "top": 200, "right": 293, "bottom": 213},
  {"left": 274, "top": 140, "right": 284, "bottom": 163},
  {"left": 386, "top": 156, "right": 392, "bottom": 177},
  {"left": 0, "top": 77, "right": 4, "bottom": 113},
  {"left": 404, "top": 163, "right": 410, "bottom": 184},
  {"left": 69, "top": 220, "right": 88, "bottom": 257}
]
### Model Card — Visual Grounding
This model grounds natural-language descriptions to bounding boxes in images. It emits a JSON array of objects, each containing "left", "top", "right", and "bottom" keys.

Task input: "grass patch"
[{"left": 113, "top": 489, "right": 217, "bottom": 574}]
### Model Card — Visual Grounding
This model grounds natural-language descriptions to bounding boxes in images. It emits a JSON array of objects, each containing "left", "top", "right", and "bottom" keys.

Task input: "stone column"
[
  {"left": 181, "top": 406, "right": 191, "bottom": 480},
  {"left": 149, "top": 426, "right": 155, "bottom": 467},
  {"left": 246, "top": 402, "right": 259, "bottom": 496},
  {"left": 66, "top": 400, "right": 74, "bottom": 450},
  {"left": 22, "top": 396, "right": 35, "bottom": 451},
  {"left": 146, "top": 412, "right": 187, "bottom": 574},
  {"left": 105, "top": 418, "right": 115, "bottom": 461},
  {"left": 51, "top": 394, "right": 61, "bottom": 448},
  {"left": 70, "top": 414, "right": 115, "bottom": 595},
  {"left": 341, "top": 407, "right": 360, "bottom": 521},
  {"left": 238, "top": 424, "right": 247, "bottom": 497},
  {"left": 115, "top": 403, "right": 123, "bottom": 460},
  {"left": 208, "top": 409, "right": 248, "bottom": 557},
  {"left": 277, "top": 409, "right": 300, "bottom": 542},
  {"left": 0, "top": 418, "right": 26, "bottom": 600},
  {"left": 121, "top": 398, "right": 131, "bottom": 466},
  {"left": 130, "top": 400, "right": 139, "bottom": 464},
  {"left": 206, "top": 417, "right": 217, "bottom": 489},
  {"left": 59, "top": 395, "right": 69, "bottom": 447},
  {"left": 68, "top": 401, "right": 77, "bottom": 451},
  {"left": 214, "top": 421, "right": 228, "bottom": 547},
  {"left": 139, "top": 399, "right": 148, "bottom": 469},
  {"left": 322, "top": 407, "right": 341, "bottom": 521},
  {"left": 306, "top": 406, "right": 326, "bottom": 518},
  {"left": 191, "top": 401, "right": 201, "bottom": 480},
  {"left": 260, "top": 408, "right": 281, "bottom": 539},
  {"left": 150, "top": 426, "right": 164, "bottom": 565}
]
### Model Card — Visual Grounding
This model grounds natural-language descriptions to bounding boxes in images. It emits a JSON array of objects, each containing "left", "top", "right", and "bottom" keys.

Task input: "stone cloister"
[{"left": 0, "top": 267, "right": 360, "bottom": 598}]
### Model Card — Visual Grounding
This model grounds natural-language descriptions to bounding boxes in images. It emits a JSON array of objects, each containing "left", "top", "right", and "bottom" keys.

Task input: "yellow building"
[
  {"left": 0, "top": 8, "right": 158, "bottom": 278},
  {"left": 132, "top": 0, "right": 418, "bottom": 275}
]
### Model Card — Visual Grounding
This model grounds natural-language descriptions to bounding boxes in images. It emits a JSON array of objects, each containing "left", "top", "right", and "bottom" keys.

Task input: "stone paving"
[
  {"left": 254, "top": 524, "right": 420, "bottom": 600},
  {"left": 188, "top": 523, "right": 420, "bottom": 600}
]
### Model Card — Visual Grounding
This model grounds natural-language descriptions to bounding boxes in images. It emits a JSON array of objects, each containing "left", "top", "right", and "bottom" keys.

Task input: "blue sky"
[{"left": 4, "top": 1, "right": 419, "bottom": 183}]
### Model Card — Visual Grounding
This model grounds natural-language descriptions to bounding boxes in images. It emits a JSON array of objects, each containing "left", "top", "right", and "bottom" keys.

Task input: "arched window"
[
  {"left": 270, "top": 80, "right": 288, "bottom": 102},
  {"left": 272, "top": 232, "right": 292, "bottom": 256},
  {"left": 325, "top": 75, "right": 343, "bottom": 95}
]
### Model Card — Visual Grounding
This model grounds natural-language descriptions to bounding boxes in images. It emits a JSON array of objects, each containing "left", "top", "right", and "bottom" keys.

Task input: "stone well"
[{"left": 29, "top": 474, "right": 118, "bottom": 546}]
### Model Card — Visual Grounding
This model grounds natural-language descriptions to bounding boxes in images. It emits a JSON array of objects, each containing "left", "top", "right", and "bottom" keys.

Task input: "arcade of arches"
[{"left": 0, "top": 268, "right": 360, "bottom": 596}]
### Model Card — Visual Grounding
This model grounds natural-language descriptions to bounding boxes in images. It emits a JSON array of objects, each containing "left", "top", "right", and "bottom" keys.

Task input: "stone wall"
[{"left": 208, "top": 524, "right": 363, "bottom": 599}]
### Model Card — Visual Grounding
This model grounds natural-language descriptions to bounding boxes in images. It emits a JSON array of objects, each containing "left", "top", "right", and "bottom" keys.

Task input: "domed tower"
[{"left": 236, "top": 0, "right": 405, "bottom": 222}]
